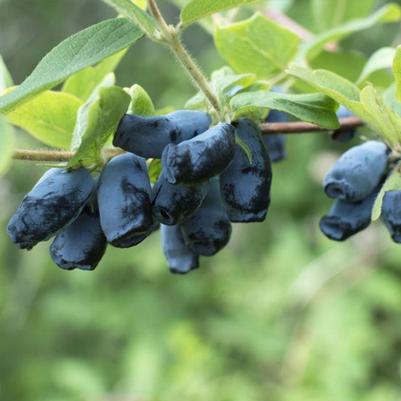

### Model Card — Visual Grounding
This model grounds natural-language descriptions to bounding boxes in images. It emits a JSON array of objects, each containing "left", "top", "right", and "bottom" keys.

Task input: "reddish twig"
[{"left": 11, "top": 117, "right": 364, "bottom": 163}]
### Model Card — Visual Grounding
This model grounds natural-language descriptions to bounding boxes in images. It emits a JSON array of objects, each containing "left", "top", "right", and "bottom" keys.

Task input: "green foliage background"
[{"left": 1, "top": 0, "right": 401, "bottom": 400}]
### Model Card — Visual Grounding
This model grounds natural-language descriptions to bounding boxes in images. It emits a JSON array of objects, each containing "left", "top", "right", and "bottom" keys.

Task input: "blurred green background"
[{"left": 1, "top": 1, "right": 401, "bottom": 400}]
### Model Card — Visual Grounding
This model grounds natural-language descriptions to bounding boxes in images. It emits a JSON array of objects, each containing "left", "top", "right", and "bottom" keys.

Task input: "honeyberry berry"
[
  {"left": 163, "top": 123, "right": 236, "bottom": 185},
  {"left": 7, "top": 168, "right": 95, "bottom": 250},
  {"left": 152, "top": 170, "right": 208, "bottom": 225},
  {"left": 323, "top": 141, "right": 389, "bottom": 202},
  {"left": 381, "top": 190, "right": 401, "bottom": 243},
  {"left": 161, "top": 224, "right": 199, "bottom": 274},
  {"left": 264, "top": 109, "right": 288, "bottom": 162},
  {"left": 97, "top": 153, "right": 153, "bottom": 248},
  {"left": 50, "top": 205, "right": 107, "bottom": 271},
  {"left": 319, "top": 187, "right": 379, "bottom": 241},
  {"left": 220, "top": 118, "right": 272, "bottom": 223},
  {"left": 114, "top": 110, "right": 211, "bottom": 158},
  {"left": 182, "top": 179, "right": 232, "bottom": 256}
]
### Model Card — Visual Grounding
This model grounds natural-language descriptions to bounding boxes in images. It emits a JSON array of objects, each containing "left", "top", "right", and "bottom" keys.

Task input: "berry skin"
[
  {"left": 163, "top": 123, "right": 236, "bottom": 185},
  {"left": 323, "top": 141, "right": 389, "bottom": 202},
  {"left": 332, "top": 106, "right": 356, "bottom": 143},
  {"left": 264, "top": 109, "right": 288, "bottom": 163},
  {"left": 152, "top": 170, "right": 208, "bottom": 225},
  {"left": 7, "top": 168, "right": 95, "bottom": 250},
  {"left": 181, "top": 179, "right": 232, "bottom": 256},
  {"left": 161, "top": 224, "right": 199, "bottom": 274},
  {"left": 113, "top": 110, "right": 211, "bottom": 158},
  {"left": 381, "top": 190, "right": 401, "bottom": 243},
  {"left": 220, "top": 118, "right": 272, "bottom": 223},
  {"left": 97, "top": 153, "right": 154, "bottom": 248},
  {"left": 50, "top": 206, "right": 107, "bottom": 271},
  {"left": 319, "top": 187, "right": 378, "bottom": 241}
]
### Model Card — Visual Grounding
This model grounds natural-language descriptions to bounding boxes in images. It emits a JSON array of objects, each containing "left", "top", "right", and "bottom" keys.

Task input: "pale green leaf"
[
  {"left": 311, "top": 0, "right": 376, "bottom": 33},
  {"left": 187, "top": 66, "right": 257, "bottom": 110},
  {"left": 5, "top": 91, "right": 83, "bottom": 149},
  {"left": 133, "top": 0, "right": 147, "bottom": 9},
  {"left": 302, "top": 4, "right": 401, "bottom": 61},
  {"left": 181, "top": 0, "right": 256, "bottom": 26},
  {"left": 357, "top": 47, "right": 395, "bottom": 84},
  {"left": 231, "top": 91, "right": 339, "bottom": 129},
  {"left": 62, "top": 50, "right": 127, "bottom": 101},
  {"left": 288, "top": 65, "right": 401, "bottom": 146},
  {"left": 71, "top": 74, "right": 116, "bottom": 151},
  {"left": 310, "top": 50, "right": 366, "bottom": 83},
  {"left": 0, "top": 55, "right": 13, "bottom": 91},
  {"left": 127, "top": 84, "right": 155, "bottom": 116},
  {"left": 393, "top": 45, "right": 401, "bottom": 102},
  {"left": 372, "top": 171, "right": 401, "bottom": 221},
  {"left": 68, "top": 86, "right": 131, "bottom": 168},
  {"left": 102, "top": 0, "right": 158, "bottom": 37},
  {"left": 0, "top": 18, "right": 143, "bottom": 113},
  {"left": 0, "top": 115, "right": 15, "bottom": 176},
  {"left": 215, "top": 13, "right": 300, "bottom": 79},
  {"left": 211, "top": 66, "right": 257, "bottom": 99},
  {"left": 359, "top": 84, "right": 401, "bottom": 146}
]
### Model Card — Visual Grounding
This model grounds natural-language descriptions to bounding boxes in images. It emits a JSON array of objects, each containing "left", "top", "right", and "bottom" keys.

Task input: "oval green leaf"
[{"left": 0, "top": 18, "right": 143, "bottom": 113}]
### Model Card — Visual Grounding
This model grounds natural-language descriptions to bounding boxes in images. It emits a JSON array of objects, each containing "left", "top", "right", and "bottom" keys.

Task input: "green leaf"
[
  {"left": 5, "top": 91, "right": 83, "bottom": 149},
  {"left": 0, "top": 115, "right": 15, "bottom": 176},
  {"left": 359, "top": 84, "right": 401, "bottom": 146},
  {"left": 0, "top": 18, "right": 143, "bottom": 113},
  {"left": 133, "top": 0, "right": 147, "bottom": 9},
  {"left": 302, "top": 4, "right": 401, "bottom": 61},
  {"left": 372, "top": 171, "right": 401, "bottom": 221},
  {"left": 311, "top": 0, "right": 376, "bottom": 33},
  {"left": 0, "top": 55, "right": 13, "bottom": 91},
  {"left": 186, "top": 66, "right": 257, "bottom": 110},
  {"left": 127, "top": 84, "right": 155, "bottom": 116},
  {"left": 62, "top": 50, "right": 127, "bottom": 101},
  {"left": 288, "top": 65, "right": 401, "bottom": 146},
  {"left": 102, "top": 0, "right": 158, "bottom": 38},
  {"left": 393, "top": 46, "right": 401, "bottom": 102},
  {"left": 211, "top": 66, "right": 257, "bottom": 99},
  {"left": 231, "top": 91, "right": 339, "bottom": 129},
  {"left": 148, "top": 159, "right": 162, "bottom": 184},
  {"left": 181, "top": 0, "right": 256, "bottom": 26},
  {"left": 357, "top": 47, "right": 395, "bottom": 84},
  {"left": 68, "top": 85, "right": 131, "bottom": 168},
  {"left": 214, "top": 13, "right": 300, "bottom": 79},
  {"left": 310, "top": 50, "right": 366, "bottom": 83}
]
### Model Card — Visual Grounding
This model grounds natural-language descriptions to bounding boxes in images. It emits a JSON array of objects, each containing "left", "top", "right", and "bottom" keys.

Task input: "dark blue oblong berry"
[
  {"left": 331, "top": 106, "right": 356, "bottom": 143},
  {"left": 181, "top": 179, "right": 232, "bottom": 256},
  {"left": 323, "top": 141, "right": 389, "bottom": 202},
  {"left": 163, "top": 123, "right": 236, "bottom": 185},
  {"left": 319, "top": 187, "right": 378, "bottom": 241},
  {"left": 113, "top": 110, "right": 212, "bottom": 158},
  {"left": 161, "top": 224, "right": 199, "bottom": 274},
  {"left": 264, "top": 109, "right": 288, "bottom": 163},
  {"left": 97, "top": 153, "right": 153, "bottom": 248},
  {"left": 152, "top": 170, "right": 208, "bottom": 225},
  {"left": 220, "top": 118, "right": 272, "bottom": 223},
  {"left": 381, "top": 190, "right": 401, "bottom": 243},
  {"left": 7, "top": 168, "right": 95, "bottom": 250},
  {"left": 49, "top": 206, "right": 107, "bottom": 271}
]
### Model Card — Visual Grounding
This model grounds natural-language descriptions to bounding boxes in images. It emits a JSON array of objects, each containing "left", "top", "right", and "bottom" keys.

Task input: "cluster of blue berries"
[
  {"left": 7, "top": 110, "right": 277, "bottom": 274},
  {"left": 320, "top": 140, "right": 398, "bottom": 241}
]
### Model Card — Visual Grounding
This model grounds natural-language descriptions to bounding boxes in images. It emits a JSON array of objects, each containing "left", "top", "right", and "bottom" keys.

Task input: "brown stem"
[
  {"left": 261, "top": 116, "right": 363, "bottom": 135},
  {"left": 11, "top": 117, "right": 364, "bottom": 162}
]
